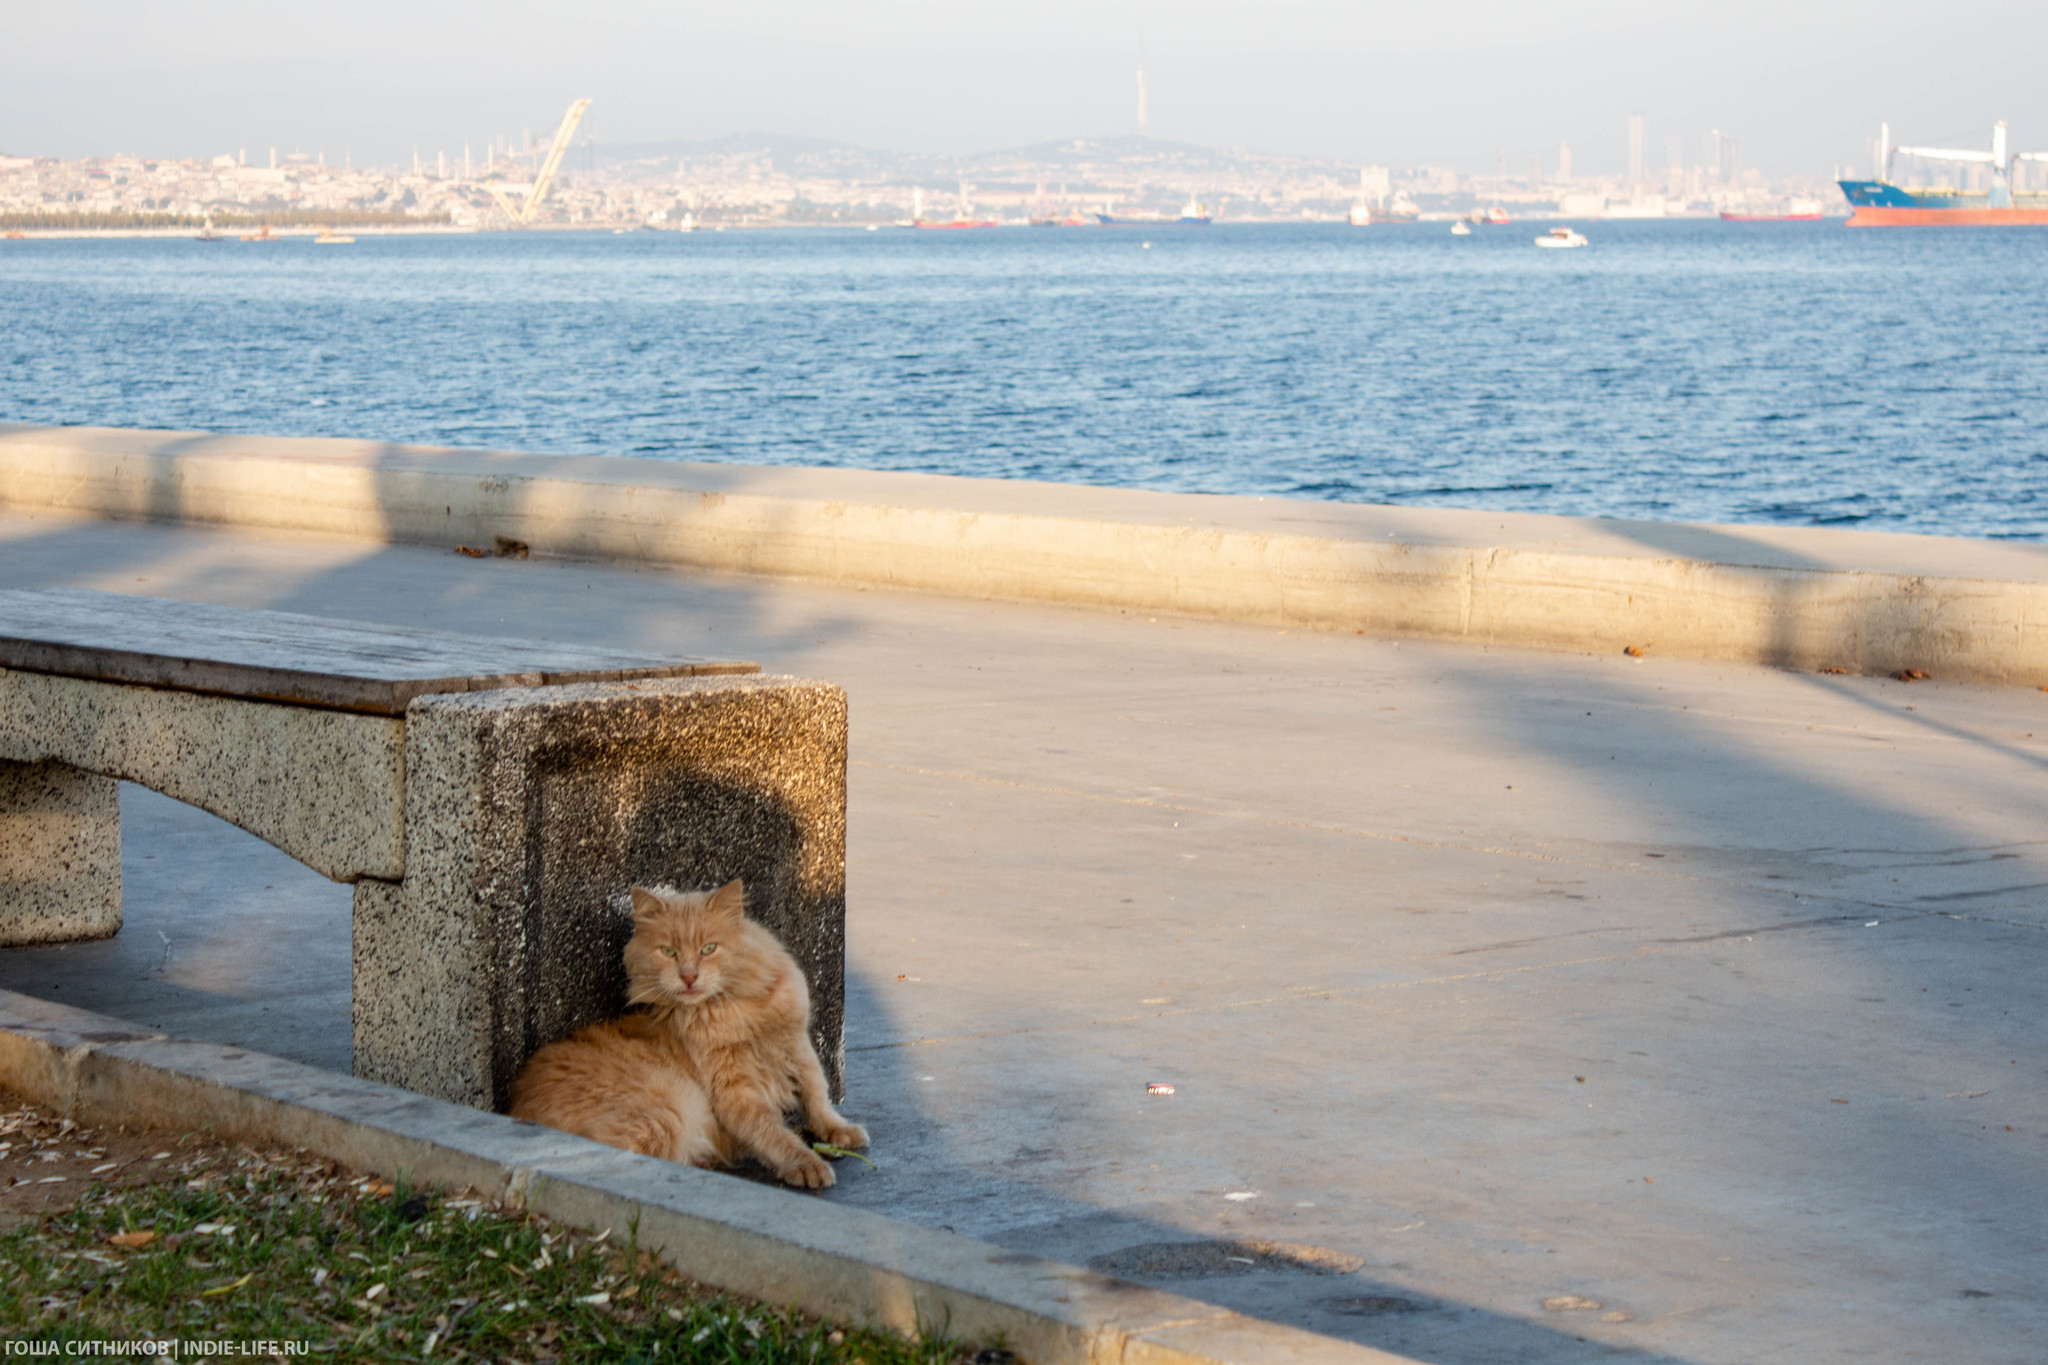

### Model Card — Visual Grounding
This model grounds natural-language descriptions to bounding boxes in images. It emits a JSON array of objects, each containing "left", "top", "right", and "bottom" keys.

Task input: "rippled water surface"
[{"left": 4, "top": 222, "right": 2046, "bottom": 537}]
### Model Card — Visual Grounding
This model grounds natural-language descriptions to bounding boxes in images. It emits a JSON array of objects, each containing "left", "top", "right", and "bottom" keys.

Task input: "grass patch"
[{"left": 1, "top": 1105, "right": 987, "bottom": 1364}]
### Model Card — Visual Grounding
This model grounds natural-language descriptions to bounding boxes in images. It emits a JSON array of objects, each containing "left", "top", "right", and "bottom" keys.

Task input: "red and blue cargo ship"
[{"left": 1840, "top": 121, "right": 2048, "bottom": 225}]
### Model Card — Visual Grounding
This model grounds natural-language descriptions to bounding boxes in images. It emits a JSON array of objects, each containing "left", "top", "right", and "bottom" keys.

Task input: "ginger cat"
[{"left": 507, "top": 879, "right": 866, "bottom": 1189}]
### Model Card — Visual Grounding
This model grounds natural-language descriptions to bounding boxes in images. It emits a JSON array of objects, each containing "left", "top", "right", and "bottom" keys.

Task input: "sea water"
[{"left": 3, "top": 221, "right": 2045, "bottom": 538}]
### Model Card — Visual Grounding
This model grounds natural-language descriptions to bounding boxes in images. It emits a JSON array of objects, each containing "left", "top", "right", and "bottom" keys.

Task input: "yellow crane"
[{"left": 485, "top": 98, "right": 592, "bottom": 225}]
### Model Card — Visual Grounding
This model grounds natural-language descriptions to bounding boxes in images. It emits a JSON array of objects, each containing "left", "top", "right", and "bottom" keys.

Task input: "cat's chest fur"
[{"left": 677, "top": 964, "right": 802, "bottom": 1085}]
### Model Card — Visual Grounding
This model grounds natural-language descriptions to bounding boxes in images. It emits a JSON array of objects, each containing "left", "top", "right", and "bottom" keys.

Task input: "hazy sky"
[{"left": 8, "top": 1, "right": 2044, "bottom": 175}]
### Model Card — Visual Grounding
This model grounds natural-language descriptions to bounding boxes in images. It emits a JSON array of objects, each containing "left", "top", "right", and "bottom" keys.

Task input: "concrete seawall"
[{"left": 7, "top": 422, "right": 2048, "bottom": 684}]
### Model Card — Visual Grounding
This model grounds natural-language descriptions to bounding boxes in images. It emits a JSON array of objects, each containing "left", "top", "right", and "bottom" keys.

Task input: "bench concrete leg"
[
  {"left": 350, "top": 676, "right": 847, "bottom": 1112},
  {"left": 350, "top": 876, "right": 497, "bottom": 1107},
  {"left": 0, "top": 760, "right": 121, "bottom": 946}
]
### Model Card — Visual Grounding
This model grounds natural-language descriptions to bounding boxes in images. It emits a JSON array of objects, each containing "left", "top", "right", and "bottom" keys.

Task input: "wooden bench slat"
[{"left": 0, "top": 590, "right": 756, "bottom": 715}]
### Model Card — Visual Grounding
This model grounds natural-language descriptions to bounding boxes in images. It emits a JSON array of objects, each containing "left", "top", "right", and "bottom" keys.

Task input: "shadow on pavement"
[{"left": 7, "top": 502, "right": 2042, "bottom": 1361}]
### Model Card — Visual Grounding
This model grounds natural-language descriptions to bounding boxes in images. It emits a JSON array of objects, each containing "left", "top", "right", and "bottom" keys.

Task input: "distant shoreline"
[
  {"left": 0, "top": 225, "right": 484, "bottom": 240},
  {"left": 1, "top": 214, "right": 1809, "bottom": 240}
]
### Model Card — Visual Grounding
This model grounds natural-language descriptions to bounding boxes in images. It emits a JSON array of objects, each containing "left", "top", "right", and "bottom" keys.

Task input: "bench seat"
[{"left": 0, "top": 590, "right": 847, "bottom": 1109}]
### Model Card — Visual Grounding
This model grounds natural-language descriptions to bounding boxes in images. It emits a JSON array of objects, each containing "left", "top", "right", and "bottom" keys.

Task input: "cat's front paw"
[
  {"left": 818, "top": 1121, "right": 868, "bottom": 1150},
  {"left": 782, "top": 1148, "right": 835, "bottom": 1190}
]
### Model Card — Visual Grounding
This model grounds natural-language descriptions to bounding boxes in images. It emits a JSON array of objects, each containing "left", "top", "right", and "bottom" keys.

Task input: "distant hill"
[
  {"left": 597, "top": 134, "right": 935, "bottom": 181},
  {"left": 975, "top": 136, "right": 1324, "bottom": 173},
  {"left": 599, "top": 133, "right": 1345, "bottom": 186},
  {"left": 962, "top": 137, "right": 1344, "bottom": 191}
]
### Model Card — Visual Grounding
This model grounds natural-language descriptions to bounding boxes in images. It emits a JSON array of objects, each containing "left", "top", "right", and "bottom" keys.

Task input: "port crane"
[
  {"left": 484, "top": 98, "right": 591, "bottom": 225},
  {"left": 1877, "top": 121, "right": 2048, "bottom": 208}
]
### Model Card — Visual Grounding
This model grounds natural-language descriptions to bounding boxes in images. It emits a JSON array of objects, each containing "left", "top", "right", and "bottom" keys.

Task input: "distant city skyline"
[{"left": 6, "top": 0, "right": 2043, "bottom": 176}]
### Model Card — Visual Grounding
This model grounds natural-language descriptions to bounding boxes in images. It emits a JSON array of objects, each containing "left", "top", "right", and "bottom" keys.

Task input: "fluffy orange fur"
[{"left": 507, "top": 879, "right": 866, "bottom": 1189}]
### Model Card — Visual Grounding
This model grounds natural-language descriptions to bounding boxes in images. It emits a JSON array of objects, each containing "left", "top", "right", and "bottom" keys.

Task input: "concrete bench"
[{"left": 0, "top": 589, "right": 847, "bottom": 1110}]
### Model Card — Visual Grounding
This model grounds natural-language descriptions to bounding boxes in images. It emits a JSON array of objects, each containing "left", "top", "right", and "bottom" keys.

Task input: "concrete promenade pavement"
[{"left": 1, "top": 506, "right": 2042, "bottom": 1364}]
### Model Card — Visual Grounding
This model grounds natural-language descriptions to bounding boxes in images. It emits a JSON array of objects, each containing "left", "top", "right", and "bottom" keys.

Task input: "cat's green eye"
[
  {"left": 658, "top": 946, "right": 677, "bottom": 958},
  {"left": 701, "top": 943, "right": 719, "bottom": 956}
]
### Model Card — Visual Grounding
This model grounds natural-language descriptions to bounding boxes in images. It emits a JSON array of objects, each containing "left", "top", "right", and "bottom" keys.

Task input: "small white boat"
[
  {"left": 1535, "top": 226, "right": 1588, "bottom": 249},
  {"left": 1450, "top": 221, "right": 1472, "bottom": 236},
  {"left": 313, "top": 229, "right": 355, "bottom": 245}
]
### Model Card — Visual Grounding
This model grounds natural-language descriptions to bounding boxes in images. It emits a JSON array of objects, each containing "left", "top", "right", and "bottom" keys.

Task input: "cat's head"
[{"left": 623, "top": 880, "right": 766, "bottom": 1009}]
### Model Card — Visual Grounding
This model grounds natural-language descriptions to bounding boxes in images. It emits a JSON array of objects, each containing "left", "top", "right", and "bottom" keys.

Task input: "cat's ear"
[
  {"left": 629, "top": 887, "right": 667, "bottom": 921},
  {"left": 707, "top": 878, "right": 746, "bottom": 921}
]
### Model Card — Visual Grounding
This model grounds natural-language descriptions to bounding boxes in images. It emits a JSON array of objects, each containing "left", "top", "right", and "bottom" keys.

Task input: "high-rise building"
[
  {"left": 1557, "top": 141, "right": 1573, "bottom": 182},
  {"left": 1529, "top": 154, "right": 1543, "bottom": 191},
  {"left": 1708, "top": 129, "right": 1738, "bottom": 183},
  {"left": 1628, "top": 113, "right": 1646, "bottom": 185}
]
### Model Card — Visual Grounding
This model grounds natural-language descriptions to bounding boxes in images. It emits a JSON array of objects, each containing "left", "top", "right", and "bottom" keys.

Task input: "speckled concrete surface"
[
  {"left": 6, "top": 781, "right": 354, "bottom": 1071},
  {"left": 0, "top": 509, "right": 2042, "bottom": 1365},
  {"left": 0, "top": 626, "right": 840, "bottom": 1111},
  {"left": 355, "top": 676, "right": 846, "bottom": 1109},
  {"left": 0, "top": 667, "right": 404, "bottom": 881},
  {"left": 0, "top": 760, "right": 119, "bottom": 945}
]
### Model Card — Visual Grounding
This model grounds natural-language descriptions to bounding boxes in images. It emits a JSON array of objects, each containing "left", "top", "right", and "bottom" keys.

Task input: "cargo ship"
[
  {"left": 1721, "top": 199, "right": 1823, "bottom": 222},
  {"left": 1095, "top": 194, "right": 1211, "bottom": 226},
  {"left": 1840, "top": 121, "right": 2048, "bottom": 225},
  {"left": 910, "top": 185, "right": 1000, "bottom": 230},
  {"left": 1347, "top": 190, "right": 1420, "bottom": 225}
]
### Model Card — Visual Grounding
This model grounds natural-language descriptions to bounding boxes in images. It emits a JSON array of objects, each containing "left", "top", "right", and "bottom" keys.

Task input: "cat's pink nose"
[{"left": 679, "top": 972, "right": 698, "bottom": 989}]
